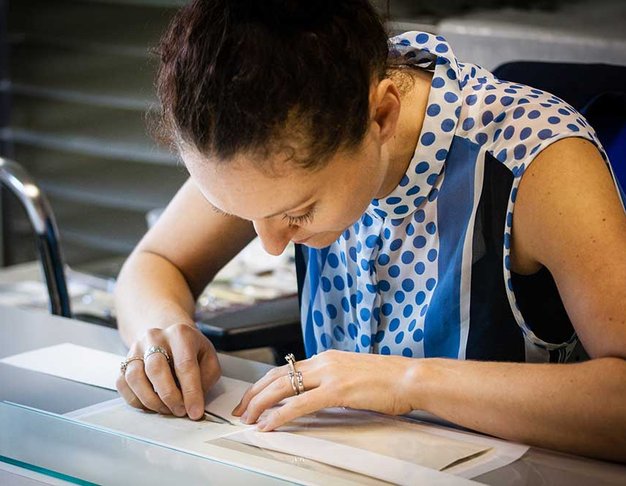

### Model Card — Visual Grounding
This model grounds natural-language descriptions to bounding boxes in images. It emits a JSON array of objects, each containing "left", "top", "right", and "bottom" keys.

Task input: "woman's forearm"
[
  {"left": 409, "top": 357, "right": 626, "bottom": 462},
  {"left": 114, "top": 250, "right": 197, "bottom": 346}
]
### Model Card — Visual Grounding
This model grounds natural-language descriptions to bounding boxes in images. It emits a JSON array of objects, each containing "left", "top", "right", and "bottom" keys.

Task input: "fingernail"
[
  {"left": 190, "top": 406, "right": 203, "bottom": 420},
  {"left": 159, "top": 407, "right": 170, "bottom": 415},
  {"left": 240, "top": 411, "right": 249, "bottom": 424},
  {"left": 256, "top": 420, "right": 268, "bottom": 431},
  {"left": 174, "top": 405, "right": 186, "bottom": 417}
]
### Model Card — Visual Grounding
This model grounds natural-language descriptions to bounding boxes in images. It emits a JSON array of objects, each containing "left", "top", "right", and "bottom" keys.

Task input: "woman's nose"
[{"left": 253, "top": 219, "right": 295, "bottom": 256}]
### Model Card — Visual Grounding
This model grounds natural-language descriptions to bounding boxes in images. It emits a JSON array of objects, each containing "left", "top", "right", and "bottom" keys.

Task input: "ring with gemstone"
[
  {"left": 120, "top": 356, "right": 143, "bottom": 374},
  {"left": 285, "top": 353, "right": 296, "bottom": 374},
  {"left": 294, "top": 370, "right": 305, "bottom": 395},
  {"left": 143, "top": 345, "right": 171, "bottom": 363},
  {"left": 285, "top": 353, "right": 305, "bottom": 395},
  {"left": 288, "top": 370, "right": 304, "bottom": 396},
  {"left": 288, "top": 370, "right": 298, "bottom": 395}
]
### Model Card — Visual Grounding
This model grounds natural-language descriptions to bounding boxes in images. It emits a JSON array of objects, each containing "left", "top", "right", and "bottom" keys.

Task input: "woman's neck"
[{"left": 377, "top": 68, "right": 433, "bottom": 198}]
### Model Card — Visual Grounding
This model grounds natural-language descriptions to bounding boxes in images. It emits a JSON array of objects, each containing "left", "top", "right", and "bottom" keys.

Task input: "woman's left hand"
[{"left": 231, "top": 349, "right": 422, "bottom": 431}]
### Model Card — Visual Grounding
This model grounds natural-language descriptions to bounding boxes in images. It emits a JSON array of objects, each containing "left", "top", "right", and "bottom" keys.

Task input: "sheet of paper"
[
  {"left": 403, "top": 417, "right": 530, "bottom": 479},
  {"left": 225, "top": 408, "right": 490, "bottom": 472},
  {"left": 1, "top": 343, "right": 121, "bottom": 390},
  {"left": 204, "top": 375, "right": 252, "bottom": 424},
  {"left": 226, "top": 428, "right": 480, "bottom": 485}
]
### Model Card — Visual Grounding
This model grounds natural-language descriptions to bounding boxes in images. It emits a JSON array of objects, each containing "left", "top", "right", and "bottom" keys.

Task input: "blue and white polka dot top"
[{"left": 299, "top": 31, "right": 624, "bottom": 363}]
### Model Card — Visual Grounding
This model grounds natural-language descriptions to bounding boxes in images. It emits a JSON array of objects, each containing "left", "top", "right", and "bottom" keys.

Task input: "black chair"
[
  {"left": 493, "top": 61, "right": 626, "bottom": 190},
  {"left": 197, "top": 244, "right": 308, "bottom": 362},
  {"left": 197, "top": 294, "right": 305, "bottom": 362}
]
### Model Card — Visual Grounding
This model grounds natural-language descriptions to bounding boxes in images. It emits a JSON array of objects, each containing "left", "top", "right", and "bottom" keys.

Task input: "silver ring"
[
  {"left": 288, "top": 371, "right": 300, "bottom": 396},
  {"left": 285, "top": 353, "right": 304, "bottom": 396},
  {"left": 144, "top": 345, "right": 171, "bottom": 363},
  {"left": 120, "top": 356, "right": 143, "bottom": 374},
  {"left": 295, "top": 370, "right": 304, "bottom": 395},
  {"left": 285, "top": 353, "right": 296, "bottom": 374}
]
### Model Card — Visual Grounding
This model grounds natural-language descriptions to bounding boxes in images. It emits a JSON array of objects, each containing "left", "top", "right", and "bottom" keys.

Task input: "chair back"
[{"left": 493, "top": 61, "right": 626, "bottom": 197}]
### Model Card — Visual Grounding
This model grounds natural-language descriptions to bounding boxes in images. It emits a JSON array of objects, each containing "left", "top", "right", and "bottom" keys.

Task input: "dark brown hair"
[{"left": 154, "top": 0, "right": 389, "bottom": 168}]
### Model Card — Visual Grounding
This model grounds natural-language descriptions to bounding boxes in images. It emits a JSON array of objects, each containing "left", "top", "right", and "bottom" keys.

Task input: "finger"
[
  {"left": 172, "top": 354, "right": 205, "bottom": 420},
  {"left": 241, "top": 374, "right": 296, "bottom": 424},
  {"left": 124, "top": 359, "right": 169, "bottom": 414},
  {"left": 116, "top": 373, "right": 144, "bottom": 410},
  {"left": 232, "top": 365, "right": 290, "bottom": 416},
  {"left": 257, "top": 388, "right": 328, "bottom": 432},
  {"left": 144, "top": 353, "right": 185, "bottom": 417}
]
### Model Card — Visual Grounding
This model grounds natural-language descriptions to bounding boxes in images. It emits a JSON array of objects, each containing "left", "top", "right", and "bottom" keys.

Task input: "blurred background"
[{"left": 0, "top": 0, "right": 624, "bottom": 362}]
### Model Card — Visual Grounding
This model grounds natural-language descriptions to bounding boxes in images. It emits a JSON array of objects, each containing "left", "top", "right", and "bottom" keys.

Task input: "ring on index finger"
[{"left": 120, "top": 356, "right": 143, "bottom": 374}]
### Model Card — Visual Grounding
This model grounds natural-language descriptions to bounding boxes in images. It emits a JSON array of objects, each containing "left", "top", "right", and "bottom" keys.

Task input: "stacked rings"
[
  {"left": 285, "top": 353, "right": 305, "bottom": 396},
  {"left": 120, "top": 346, "right": 170, "bottom": 375},
  {"left": 294, "top": 370, "right": 304, "bottom": 394}
]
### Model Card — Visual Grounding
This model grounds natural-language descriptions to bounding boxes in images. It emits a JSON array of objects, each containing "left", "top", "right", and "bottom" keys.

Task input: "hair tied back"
[{"left": 229, "top": 0, "right": 338, "bottom": 30}]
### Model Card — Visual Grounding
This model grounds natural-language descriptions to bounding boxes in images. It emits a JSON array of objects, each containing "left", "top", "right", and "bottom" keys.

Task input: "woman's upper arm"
[
  {"left": 134, "top": 177, "right": 257, "bottom": 298},
  {"left": 512, "top": 137, "right": 626, "bottom": 359}
]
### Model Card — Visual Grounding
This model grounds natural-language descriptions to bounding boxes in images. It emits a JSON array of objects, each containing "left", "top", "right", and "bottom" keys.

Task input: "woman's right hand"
[{"left": 116, "top": 323, "right": 221, "bottom": 420}]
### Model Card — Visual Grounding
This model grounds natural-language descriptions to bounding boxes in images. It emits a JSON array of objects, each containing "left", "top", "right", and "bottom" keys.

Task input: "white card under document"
[
  {"left": 204, "top": 375, "right": 252, "bottom": 424},
  {"left": 1, "top": 343, "right": 121, "bottom": 390}
]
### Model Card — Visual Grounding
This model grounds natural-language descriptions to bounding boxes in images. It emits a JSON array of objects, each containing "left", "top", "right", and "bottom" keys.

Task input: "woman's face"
[
  {"left": 183, "top": 125, "right": 391, "bottom": 255},
  {"left": 183, "top": 78, "right": 409, "bottom": 255}
]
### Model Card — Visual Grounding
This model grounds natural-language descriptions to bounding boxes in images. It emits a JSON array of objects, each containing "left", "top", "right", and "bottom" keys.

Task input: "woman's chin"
[{"left": 299, "top": 231, "right": 344, "bottom": 249}]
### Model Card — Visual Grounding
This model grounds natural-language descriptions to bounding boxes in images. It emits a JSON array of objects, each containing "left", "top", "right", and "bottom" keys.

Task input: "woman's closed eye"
[{"left": 283, "top": 207, "right": 316, "bottom": 227}]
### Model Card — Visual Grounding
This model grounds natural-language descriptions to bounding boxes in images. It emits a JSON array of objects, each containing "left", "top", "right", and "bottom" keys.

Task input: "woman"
[{"left": 114, "top": 0, "right": 626, "bottom": 462}]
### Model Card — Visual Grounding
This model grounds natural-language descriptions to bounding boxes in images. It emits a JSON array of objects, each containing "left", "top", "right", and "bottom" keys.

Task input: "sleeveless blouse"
[{"left": 299, "top": 31, "right": 625, "bottom": 363}]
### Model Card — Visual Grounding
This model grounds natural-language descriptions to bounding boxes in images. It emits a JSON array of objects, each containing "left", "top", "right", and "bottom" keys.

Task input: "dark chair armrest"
[{"left": 196, "top": 295, "right": 304, "bottom": 358}]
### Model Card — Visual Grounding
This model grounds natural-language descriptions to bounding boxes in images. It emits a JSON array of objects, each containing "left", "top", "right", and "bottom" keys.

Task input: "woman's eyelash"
[{"left": 283, "top": 208, "right": 315, "bottom": 227}]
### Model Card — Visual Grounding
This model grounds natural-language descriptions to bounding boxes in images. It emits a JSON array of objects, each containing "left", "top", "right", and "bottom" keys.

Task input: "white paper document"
[
  {"left": 3, "top": 343, "right": 529, "bottom": 483},
  {"left": 1, "top": 343, "right": 121, "bottom": 390},
  {"left": 227, "top": 409, "right": 489, "bottom": 471}
]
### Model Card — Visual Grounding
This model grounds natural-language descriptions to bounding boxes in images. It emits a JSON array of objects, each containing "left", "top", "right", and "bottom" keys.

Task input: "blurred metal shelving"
[{"left": 3, "top": 0, "right": 187, "bottom": 273}]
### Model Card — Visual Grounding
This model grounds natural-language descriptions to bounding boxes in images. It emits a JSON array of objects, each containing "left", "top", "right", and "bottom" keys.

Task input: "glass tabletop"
[{"left": 0, "top": 401, "right": 291, "bottom": 486}]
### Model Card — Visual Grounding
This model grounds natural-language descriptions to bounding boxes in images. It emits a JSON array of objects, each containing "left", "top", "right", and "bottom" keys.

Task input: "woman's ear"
[{"left": 370, "top": 79, "right": 402, "bottom": 145}]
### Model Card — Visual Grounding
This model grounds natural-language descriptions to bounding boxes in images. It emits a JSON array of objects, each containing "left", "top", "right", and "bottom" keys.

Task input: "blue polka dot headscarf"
[{"left": 300, "top": 31, "right": 615, "bottom": 362}]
